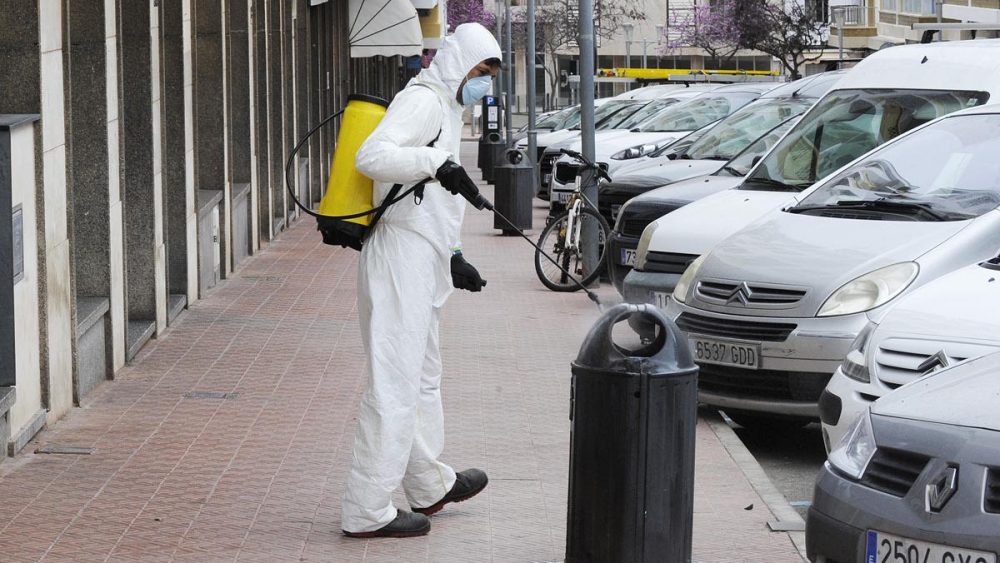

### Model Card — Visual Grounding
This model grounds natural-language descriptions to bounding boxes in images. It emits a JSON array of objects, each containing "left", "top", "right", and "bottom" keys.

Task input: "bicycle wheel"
[{"left": 534, "top": 207, "right": 610, "bottom": 292}]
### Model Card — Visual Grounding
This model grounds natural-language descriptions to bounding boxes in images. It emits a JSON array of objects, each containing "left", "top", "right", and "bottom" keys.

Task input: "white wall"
[{"left": 9, "top": 123, "right": 43, "bottom": 439}]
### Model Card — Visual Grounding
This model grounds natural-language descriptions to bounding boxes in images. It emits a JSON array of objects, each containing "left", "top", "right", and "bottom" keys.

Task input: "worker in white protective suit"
[{"left": 341, "top": 23, "right": 502, "bottom": 539}]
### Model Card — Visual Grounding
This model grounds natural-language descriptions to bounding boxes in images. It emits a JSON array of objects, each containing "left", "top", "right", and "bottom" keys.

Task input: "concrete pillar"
[
  {"left": 224, "top": 0, "right": 253, "bottom": 270},
  {"left": 267, "top": 0, "right": 285, "bottom": 234},
  {"left": 37, "top": 0, "right": 76, "bottom": 421},
  {"left": 159, "top": 0, "right": 190, "bottom": 323},
  {"left": 119, "top": 0, "right": 162, "bottom": 359},
  {"left": 65, "top": 0, "right": 114, "bottom": 398}
]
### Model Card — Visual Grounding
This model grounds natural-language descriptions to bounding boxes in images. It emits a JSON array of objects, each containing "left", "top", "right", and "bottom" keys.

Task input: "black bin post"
[
  {"left": 477, "top": 95, "right": 502, "bottom": 184},
  {"left": 493, "top": 149, "right": 533, "bottom": 234},
  {"left": 566, "top": 303, "right": 699, "bottom": 563}
]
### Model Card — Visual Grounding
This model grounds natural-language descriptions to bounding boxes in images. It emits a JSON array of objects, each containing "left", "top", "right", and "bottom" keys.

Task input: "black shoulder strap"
[{"left": 366, "top": 125, "right": 443, "bottom": 235}]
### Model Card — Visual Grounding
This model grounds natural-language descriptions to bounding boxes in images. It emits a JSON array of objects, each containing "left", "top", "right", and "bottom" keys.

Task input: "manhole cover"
[
  {"left": 36, "top": 446, "right": 95, "bottom": 455},
  {"left": 184, "top": 391, "right": 239, "bottom": 400}
]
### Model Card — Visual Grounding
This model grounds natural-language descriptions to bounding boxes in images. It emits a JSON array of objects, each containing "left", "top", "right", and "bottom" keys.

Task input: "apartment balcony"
[{"left": 830, "top": 2, "right": 879, "bottom": 49}]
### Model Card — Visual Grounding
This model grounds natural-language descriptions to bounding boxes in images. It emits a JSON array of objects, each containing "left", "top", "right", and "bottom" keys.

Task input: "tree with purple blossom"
[
  {"left": 447, "top": 0, "right": 497, "bottom": 31},
  {"left": 664, "top": 0, "right": 742, "bottom": 64}
]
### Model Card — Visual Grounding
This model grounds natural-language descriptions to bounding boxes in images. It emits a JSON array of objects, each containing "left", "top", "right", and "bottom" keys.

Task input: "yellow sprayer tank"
[{"left": 317, "top": 94, "right": 389, "bottom": 227}]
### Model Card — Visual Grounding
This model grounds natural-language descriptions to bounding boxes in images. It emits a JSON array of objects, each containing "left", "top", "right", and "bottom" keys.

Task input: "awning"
[{"left": 349, "top": 0, "right": 424, "bottom": 58}]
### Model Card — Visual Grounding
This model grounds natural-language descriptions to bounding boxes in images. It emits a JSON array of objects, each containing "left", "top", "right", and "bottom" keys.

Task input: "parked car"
[
  {"left": 608, "top": 119, "right": 798, "bottom": 295},
  {"left": 531, "top": 86, "right": 719, "bottom": 201},
  {"left": 663, "top": 103, "right": 1000, "bottom": 428},
  {"left": 597, "top": 71, "right": 844, "bottom": 283},
  {"left": 613, "top": 83, "right": 686, "bottom": 100},
  {"left": 820, "top": 253, "right": 1000, "bottom": 451},
  {"left": 624, "top": 39, "right": 1000, "bottom": 312},
  {"left": 807, "top": 351, "right": 1000, "bottom": 563},
  {"left": 547, "top": 83, "right": 776, "bottom": 209}
]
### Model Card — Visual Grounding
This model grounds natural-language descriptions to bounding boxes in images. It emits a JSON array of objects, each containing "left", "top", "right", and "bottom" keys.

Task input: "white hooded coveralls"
[{"left": 342, "top": 23, "right": 502, "bottom": 533}]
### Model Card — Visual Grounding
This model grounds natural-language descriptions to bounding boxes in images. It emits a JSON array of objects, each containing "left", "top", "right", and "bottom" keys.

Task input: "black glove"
[
  {"left": 451, "top": 253, "right": 487, "bottom": 292},
  {"left": 435, "top": 161, "right": 491, "bottom": 210}
]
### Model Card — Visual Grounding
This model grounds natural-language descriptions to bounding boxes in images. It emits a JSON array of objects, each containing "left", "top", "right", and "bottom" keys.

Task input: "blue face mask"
[{"left": 461, "top": 75, "right": 493, "bottom": 106}]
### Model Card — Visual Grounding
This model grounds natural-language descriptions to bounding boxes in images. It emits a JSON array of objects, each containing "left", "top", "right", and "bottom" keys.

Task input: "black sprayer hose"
[
  {"left": 285, "top": 109, "right": 601, "bottom": 309},
  {"left": 283, "top": 109, "right": 426, "bottom": 221},
  {"left": 491, "top": 208, "right": 603, "bottom": 308}
]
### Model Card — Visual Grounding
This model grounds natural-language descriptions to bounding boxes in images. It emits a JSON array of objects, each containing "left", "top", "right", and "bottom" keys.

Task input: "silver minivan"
[{"left": 665, "top": 104, "right": 1000, "bottom": 427}]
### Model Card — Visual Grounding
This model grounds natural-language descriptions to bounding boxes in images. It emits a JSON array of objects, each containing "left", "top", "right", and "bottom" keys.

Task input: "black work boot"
[
  {"left": 413, "top": 469, "right": 489, "bottom": 516},
  {"left": 342, "top": 510, "right": 431, "bottom": 538}
]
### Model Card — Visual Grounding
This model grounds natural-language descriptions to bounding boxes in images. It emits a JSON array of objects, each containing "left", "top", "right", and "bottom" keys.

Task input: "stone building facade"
[{"left": 0, "top": 0, "right": 428, "bottom": 462}]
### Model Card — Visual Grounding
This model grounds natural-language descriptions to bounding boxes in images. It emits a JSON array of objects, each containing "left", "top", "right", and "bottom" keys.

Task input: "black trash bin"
[
  {"left": 493, "top": 149, "right": 533, "bottom": 234},
  {"left": 478, "top": 132, "right": 503, "bottom": 184},
  {"left": 566, "top": 303, "right": 699, "bottom": 563}
]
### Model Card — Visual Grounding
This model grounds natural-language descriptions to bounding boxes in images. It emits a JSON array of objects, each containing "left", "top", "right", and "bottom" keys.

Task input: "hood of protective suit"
[{"left": 417, "top": 23, "right": 502, "bottom": 108}]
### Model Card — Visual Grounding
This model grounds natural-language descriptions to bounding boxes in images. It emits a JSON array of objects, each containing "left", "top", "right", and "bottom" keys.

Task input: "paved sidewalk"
[{"left": 0, "top": 143, "right": 803, "bottom": 562}]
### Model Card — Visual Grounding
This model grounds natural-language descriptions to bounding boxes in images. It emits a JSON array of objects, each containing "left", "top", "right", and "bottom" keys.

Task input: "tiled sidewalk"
[{"left": 0, "top": 143, "right": 803, "bottom": 562}]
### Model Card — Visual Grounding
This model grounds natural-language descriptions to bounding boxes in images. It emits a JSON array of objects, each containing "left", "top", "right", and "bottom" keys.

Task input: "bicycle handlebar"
[{"left": 559, "top": 148, "right": 612, "bottom": 183}]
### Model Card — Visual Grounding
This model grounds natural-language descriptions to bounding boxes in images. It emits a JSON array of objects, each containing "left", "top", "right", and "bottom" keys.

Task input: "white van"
[{"left": 625, "top": 39, "right": 1000, "bottom": 309}]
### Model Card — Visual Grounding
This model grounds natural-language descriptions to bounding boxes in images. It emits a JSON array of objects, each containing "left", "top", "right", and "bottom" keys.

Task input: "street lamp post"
[{"left": 623, "top": 23, "right": 633, "bottom": 69}]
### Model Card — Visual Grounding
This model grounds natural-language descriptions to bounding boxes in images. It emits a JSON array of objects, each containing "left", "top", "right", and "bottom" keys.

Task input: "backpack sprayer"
[{"left": 283, "top": 93, "right": 604, "bottom": 309}]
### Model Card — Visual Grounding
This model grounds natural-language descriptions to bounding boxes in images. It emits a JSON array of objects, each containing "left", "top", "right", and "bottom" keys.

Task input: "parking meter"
[
  {"left": 482, "top": 95, "right": 501, "bottom": 134},
  {"left": 478, "top": 95, "right": 505, "bottom": 184}
]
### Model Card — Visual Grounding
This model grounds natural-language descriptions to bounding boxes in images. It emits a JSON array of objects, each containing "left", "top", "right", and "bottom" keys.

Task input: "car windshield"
[
  {"left": 792, "top": 114, "right": 1000, "bottom": 220},
  {"left": 598, "top": 102, "right": 647, "bottom": 130},
  {"left": 648, "top": 122, "right": 716, "bottom": 158},
  {"left": 563, "top": 100, "right": 638, "bottom": 129},
  {"left": 536, "top": 108, "right": 572, "bottom": 130},
  {"left": 636, "top": 92, "right": 760, "bottom": 133},
  {"left": 685, "top": 98, "right": 813, "bottom": 161},
  {"left": 716, "top": 119, "right": 796, "bottom": 177},
  {"left": 614, "top": 98, "right": 682, "bottom": 129},
  {"left": 743, "top": 88, "right": 990, "bottom": 191}
]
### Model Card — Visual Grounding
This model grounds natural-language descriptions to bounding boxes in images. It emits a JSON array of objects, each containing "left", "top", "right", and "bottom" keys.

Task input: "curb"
[{"left": 704, "top": 410, "right": 809, "bottom": 562}]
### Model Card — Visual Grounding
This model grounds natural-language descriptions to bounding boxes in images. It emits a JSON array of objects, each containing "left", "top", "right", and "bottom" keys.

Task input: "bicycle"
[{"left": 534, "top": 149, "right": 612, "bottom": 292}]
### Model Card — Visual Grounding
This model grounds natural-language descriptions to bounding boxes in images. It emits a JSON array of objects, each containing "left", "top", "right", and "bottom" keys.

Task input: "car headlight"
[
  {"left": 839, "top": 321, "right": 877, "bottom": 383},
  {"left": 672, "top": 255, "right": 706, "bottom": 304},
  {"left": 611, "top": 143, "right": 660, "bottom": 160},
  {"left": 827, "top": 409, "right": 877, "bottom": 480},
  {"left": 633, "top": 222, "right": 659, "bottom": 270},
  {"left": 818, "top": 262, "right": 919, "bottom": 317}
]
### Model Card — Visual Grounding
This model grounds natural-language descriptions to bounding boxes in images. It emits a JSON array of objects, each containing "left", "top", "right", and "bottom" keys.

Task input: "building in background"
[
  {"left": 830, "top": 0, "right": 1000, "bottom": 54},
  {"left": 0, "top": 0, "right": 443, "bottom": 464}
]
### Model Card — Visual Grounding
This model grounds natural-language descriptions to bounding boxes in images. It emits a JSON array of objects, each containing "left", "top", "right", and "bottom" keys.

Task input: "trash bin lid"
[{"left": 573, "top": 303, "right": 696, "bottom": 376}]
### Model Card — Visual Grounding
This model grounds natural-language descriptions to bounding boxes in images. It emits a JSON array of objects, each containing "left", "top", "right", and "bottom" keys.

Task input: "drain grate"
[
  {"left": 184, "top": 391, "right": 240, "bottom": 400},
  {"left": 36, "top": 445, "right": 96, "bottom": 455}
]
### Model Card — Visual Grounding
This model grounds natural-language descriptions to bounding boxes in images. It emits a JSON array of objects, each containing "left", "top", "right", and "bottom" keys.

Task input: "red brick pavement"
[{"left": 0, "top": 143, "right": 803, "bottom": 562}]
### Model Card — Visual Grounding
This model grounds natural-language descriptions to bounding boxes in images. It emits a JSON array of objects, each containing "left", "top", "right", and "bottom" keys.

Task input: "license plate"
[
  {"left": 866, "top": 530, "right": 996, "bottom": 563},
  {"left": 620, "top": 248, "right": 636, "bottom": 266},
  {"left": 556, "top": 192, "right": 571, "bottom": 204},
  {"left": 689, "top": 336, "right": 761, "bottom": 369},
  {"left": 651, "top": 291, "right": 672, "bottom": 309}
]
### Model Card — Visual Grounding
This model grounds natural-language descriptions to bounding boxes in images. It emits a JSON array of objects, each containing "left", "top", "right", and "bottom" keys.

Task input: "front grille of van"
[{"left": 675, "top": 312, "right": 796, "bottom": 342}]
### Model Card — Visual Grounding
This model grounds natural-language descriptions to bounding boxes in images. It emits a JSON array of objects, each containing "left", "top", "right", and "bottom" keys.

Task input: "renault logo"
[
  {"left": 917, "top": 351, "right": 951, "bottom": 375},
  {"left": 725, "top": 282, "right": 754, "bottom": 306},
  {"left": 925, "top": 466, "right": 958, "bottom": 513}
]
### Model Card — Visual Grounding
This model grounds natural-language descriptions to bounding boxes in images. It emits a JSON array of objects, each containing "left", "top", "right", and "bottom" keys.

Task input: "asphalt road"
[{"left": 727, "top": 415, "right": 829, "bottom": 520}]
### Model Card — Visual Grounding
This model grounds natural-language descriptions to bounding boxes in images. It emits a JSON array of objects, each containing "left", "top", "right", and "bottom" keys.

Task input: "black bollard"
[{"left": 566, "top": 303, "right": 699, "bottom": 563}]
